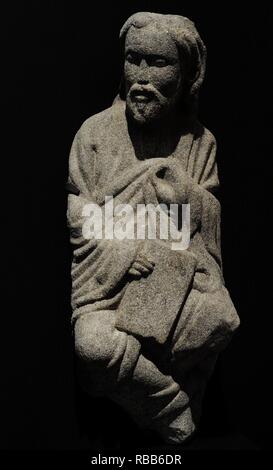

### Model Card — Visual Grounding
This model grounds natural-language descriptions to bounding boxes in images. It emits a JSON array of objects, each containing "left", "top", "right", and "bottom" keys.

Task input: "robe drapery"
[{"left": 67, "top": 100, "right": 239, "bottom": 358}]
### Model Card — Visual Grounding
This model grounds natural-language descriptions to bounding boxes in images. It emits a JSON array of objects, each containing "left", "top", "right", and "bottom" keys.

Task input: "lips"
[
  {"left": 130, "top": 89, "right": 154, "bottom": 103},
  {"left": 134, "top": 95, "right": 150, "bottom": 103}
]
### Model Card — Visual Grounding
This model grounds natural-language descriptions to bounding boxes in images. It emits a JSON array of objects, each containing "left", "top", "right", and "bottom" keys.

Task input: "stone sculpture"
[{"left": 67, "top": 12, "right": 240, "bottom": 444}]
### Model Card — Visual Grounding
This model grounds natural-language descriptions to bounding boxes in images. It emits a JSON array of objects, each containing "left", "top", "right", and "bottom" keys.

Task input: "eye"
[
  {"left": 150, "top": 57, "right": 168, "bottom": 67},
  {"left": 126, "top": 53, "right": 140, "bottom": 65}
]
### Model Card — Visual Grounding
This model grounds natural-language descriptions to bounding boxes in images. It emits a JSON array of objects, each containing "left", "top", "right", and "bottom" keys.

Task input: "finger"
[
  {"left": 130, "top": 261, "right": 142, "bottom": 270},
  {"left": 139, "top": 253, "right": 155, "bottom": 265},
  {"left": 128, "top": 267, "right": 142, "bottom": 278},
  {"left": 132, "top": 261, "right": 152, "bottom": 274},
  {"left": 133, "top": 261, "right": 152, "bottom": 273},
  {"left": 135, "top": 256, "right": 155, "bottom": 270}
]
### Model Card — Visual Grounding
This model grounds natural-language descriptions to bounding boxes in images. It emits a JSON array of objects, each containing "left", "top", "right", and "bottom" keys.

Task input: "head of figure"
[{"left": 119, "top": 12, "right": 207, "bottom": 126}]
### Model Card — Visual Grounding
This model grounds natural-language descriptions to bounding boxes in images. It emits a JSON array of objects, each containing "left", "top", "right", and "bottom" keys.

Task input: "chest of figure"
[
  {"left": 91, "top": 105, "right": 197, "bottom": 198},
  {"left": 93, "top": 135, "right": 137, "bottom": 194}
]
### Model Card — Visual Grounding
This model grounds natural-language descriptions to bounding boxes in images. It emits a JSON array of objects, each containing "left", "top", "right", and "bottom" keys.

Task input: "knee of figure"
[{"left": 74, "top": 311, "right": 117, "bottom": 367}]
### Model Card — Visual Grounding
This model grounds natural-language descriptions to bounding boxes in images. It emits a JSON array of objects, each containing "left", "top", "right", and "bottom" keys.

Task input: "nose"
[
  {"left": 139, "top": 59, "right": 148, "bottom": 69},
  {"left": 137, "top": 78, "right": 149, "bottom": 85},
  {"left": 137, "top": 59, "right": 149, "bottom": 85}
]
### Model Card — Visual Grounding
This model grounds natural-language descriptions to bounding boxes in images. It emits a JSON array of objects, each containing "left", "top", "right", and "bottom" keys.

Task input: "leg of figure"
[
  {"left": 111, "top": 352, "right": 196, "bottom": 444},
  {"left": 169, "top": 287, "right": 235, "bottom": 427},
  {"left": 74, "top": 310, "right": 196, "bottom": 443},
  {"left": 74, "top": 310, "right": 141, "bottom": 394},
  {"left": 170, "top": 351, "right": 219, "bottom": 426}
]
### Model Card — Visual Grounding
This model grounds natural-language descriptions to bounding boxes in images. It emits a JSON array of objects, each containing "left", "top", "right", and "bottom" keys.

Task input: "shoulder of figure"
[
  {"left": 77, "top": 101, "right": 124, "bottom": 139},
  {"left": 193, "top": 121, "right": 217, "bottom": 150},
  {"left": 76, "top": 106, "right": 113, "bottom": 140}
]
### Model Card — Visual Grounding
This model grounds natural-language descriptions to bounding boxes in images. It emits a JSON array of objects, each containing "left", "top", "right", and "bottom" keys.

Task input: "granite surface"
[{"left": 67, "top": 12, "right": 240, "bottom": 444}]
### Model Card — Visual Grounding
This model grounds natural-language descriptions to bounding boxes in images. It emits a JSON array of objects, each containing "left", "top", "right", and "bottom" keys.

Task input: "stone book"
[{"left": 115, "top": 243, "right": 197, "bottom": 345}]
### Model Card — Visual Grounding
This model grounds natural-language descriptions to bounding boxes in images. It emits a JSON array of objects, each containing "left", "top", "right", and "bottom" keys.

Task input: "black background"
[{"left": 2, "top": 0, "right": 272, "bottom": 453}]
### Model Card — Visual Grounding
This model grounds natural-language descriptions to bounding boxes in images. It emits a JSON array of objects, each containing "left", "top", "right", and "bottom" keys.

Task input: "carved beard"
[{"left": 126, "top": 84, "right": 178, "bottom": 126}]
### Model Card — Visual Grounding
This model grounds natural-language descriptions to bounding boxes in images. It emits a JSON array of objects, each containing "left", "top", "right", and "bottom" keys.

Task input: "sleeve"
[
  {"left": 67, "top": 121, "right": 96, "bottom": 197},
  {"left": 198, "top": 136, "right": 219, "bottom": 194},
  {"left": 187, "top": 124, "right": 219, "bottom": 196},
  {"left": 66, "top": 121, "right": 97, "bottom": 247}
]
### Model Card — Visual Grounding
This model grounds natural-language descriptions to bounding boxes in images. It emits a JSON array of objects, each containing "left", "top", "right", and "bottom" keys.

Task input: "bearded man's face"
[{"left": 124, "top": 25, "right": 183, "bottom": 125}]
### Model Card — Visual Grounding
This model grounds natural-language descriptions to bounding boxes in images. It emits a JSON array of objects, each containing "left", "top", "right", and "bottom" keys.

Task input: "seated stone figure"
[{"left": 67, "top": 12, "right": 240, "bottom": 444}]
